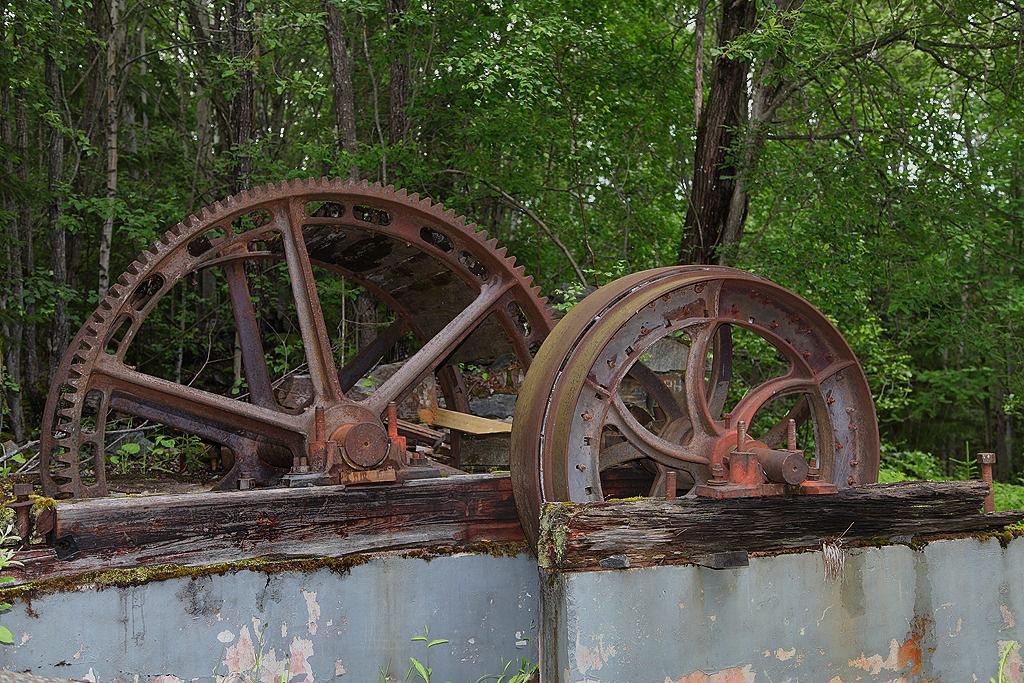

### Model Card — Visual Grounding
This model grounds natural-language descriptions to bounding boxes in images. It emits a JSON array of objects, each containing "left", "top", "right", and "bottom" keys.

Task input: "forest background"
[{"left": 0, "top": 0, "right": 1021, "bottom": 500}]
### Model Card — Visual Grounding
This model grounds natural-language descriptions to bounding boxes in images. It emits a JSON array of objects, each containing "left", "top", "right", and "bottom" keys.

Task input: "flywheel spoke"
[
  {"left": 223, "top": 257, "right": 276, "bottom": 408},
  {"left": 599, "top": 440, "right": 646, "bottom": 470},
  {"left": 338, "top": 317, "right": 409, "bottom": 392},
  {"left": 366, "top": 280, "right": 509, "bottom": 414},
  {"left": 92, "top": 355, "right": 305, "bottom": 445},
  {"left": 730, "top": 372, "right": 818, "bottom": 429},
  {"left": 606, "top": 396, "right": 710, "bottom": 468},
  {"left": 625, "top": 362, "right": 684, "bottom": 422},
  {"left": 280, "top": 200, "right": 344, "bottom": 402},
  {"left": 706, "top": 324, "right": 732, "bottom": 418},
  {"left": 760, "top": 395, "right": 812, "bottom": 448},
  {"left": 683, "top": 322, "right": 723, "bottom": 438}
]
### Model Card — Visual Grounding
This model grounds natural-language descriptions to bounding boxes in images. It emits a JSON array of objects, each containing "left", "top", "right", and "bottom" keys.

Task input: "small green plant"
[
  {"left": 406, "top": 625, "right": 450, "bottom": 683},
  {"left": 109, "top": 441, "right": 141, "bottom": 474},
  {"left": 474, "top": 657, "right": 538, "bottom": 683},
  {"left": 991, "top": 640, "right": 1019, "bottom": 683},
  {"left": 0, "top": 523, "right": 24, "bottom": 645},
  {"left": 377, "top": 628, "right": 537, "bottom": 683}
]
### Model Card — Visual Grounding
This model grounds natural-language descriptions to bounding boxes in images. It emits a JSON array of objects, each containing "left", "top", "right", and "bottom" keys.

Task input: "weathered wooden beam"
[
  {"left": 540, "top": 481, "right": 1023, "bottom": 572},
  {"left": 419, "top": 407, "right": 512, "bottom": 434},
  {"left": 12, "top": 473, "right": 523, "bottom": 586}
]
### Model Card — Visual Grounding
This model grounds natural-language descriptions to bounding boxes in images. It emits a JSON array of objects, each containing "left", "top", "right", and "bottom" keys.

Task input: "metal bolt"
[
  {"left": 723, "top": 412, "right": 731, "bottom": 429},
  {"left": 11, "top": 483, "right": 33, "bottom": 541},
  {"left": 387, "top": 402, "right": 399, "bottom": 439},
  {"left": 314, "top": 405, "right": 326, "bottom": 441},
  {"left": 665, "top": 471, "right": 677, "bottom": 500},
  {"left": 979, "top": 452, "right": 996, "bottom": 514},
  {"left": 736, "top": 420, "right": 747, "bottom": 450},
  {"left": 787, "top": 419, "right": 797, "bottom": 451},
  {"left": 576, "top": 463, "right": 587, "bottom": 471}
]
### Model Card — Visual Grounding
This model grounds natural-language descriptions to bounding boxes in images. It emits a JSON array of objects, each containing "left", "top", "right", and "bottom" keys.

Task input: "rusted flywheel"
[
  {"left": 41, "top": 179, "right": 554, "bottom": 498},
  {"left": 511, "top": 266, "right": 880, "bottom": 544}
]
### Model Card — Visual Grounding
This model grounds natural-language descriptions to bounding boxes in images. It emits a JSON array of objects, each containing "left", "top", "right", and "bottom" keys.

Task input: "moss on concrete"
[{"left": 0, "top": 540, "right": 531, "bottom": 605}]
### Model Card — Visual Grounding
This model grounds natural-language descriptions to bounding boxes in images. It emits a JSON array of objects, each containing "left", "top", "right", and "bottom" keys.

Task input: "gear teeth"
[{"left": 41, "top": 177, "right": 555, "bottom": 499}]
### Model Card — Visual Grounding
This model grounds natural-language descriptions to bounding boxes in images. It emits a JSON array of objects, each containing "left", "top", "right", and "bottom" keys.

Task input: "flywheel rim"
[
  {"left": 511, "top": 265, "right": 880, "bottom": 546},
  {"left": 42, "top": 178, "right": 554, "bottom": 498}
]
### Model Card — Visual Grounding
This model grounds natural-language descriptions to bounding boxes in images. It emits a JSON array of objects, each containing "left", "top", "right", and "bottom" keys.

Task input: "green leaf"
[
  {"left": 410, "top": 657, "right": 430, "bottom": 682},
  {"left": 119, "top": 442, "right": 141, "bottom": 455},
  {"left": 0, "top": 626, "right": 13, "bottom": 644},
  {"left": 427, "top": 639, "right": 449, "bottom": 648}
]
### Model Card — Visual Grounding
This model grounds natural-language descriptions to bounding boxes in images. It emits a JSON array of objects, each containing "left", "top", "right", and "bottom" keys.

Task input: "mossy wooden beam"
[
  {"left": 11, "top": 473, "right": 523, "bottom": 587},
  {"left": 539, "top": 481, "right": 1024, "bottom": 572}
]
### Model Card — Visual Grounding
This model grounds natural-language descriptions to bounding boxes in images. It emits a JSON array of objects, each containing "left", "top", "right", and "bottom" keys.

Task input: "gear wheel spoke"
[{"left": 41, "top": 179, "right": 554, "bottom": 498}]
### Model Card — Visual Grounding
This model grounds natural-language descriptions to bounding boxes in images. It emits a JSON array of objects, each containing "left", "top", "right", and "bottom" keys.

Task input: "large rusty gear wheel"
[
  {"left": 511, "top": 266, "right": 880, "bottom": 545},
  {"left": 42, "top": 179, "right": 554, "bottom": 498}
]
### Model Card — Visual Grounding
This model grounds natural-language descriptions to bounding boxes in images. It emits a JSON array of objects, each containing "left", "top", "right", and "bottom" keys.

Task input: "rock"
[
  {"left": 642, "top": 338, "right": 689, "bottom": 372},
  {"left": 469, "top": 393, "right": 517, "bottom": 419},
  {"left": 105, "top": 430, "right": 154, "bottom": 456}
]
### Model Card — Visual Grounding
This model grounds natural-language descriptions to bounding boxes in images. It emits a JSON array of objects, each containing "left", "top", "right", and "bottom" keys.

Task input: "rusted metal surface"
[
  {"left": 980, "top": 451, "right": 996, "bottom": 513},
  {"left": 9, "top": 483, "right": 33, "bottom": 541},
  {"left": 39, "top": 179, "right": 554, "bottom": 498},
  {"left": 512, "top": 266, "right": 880, "bottom": 544}
]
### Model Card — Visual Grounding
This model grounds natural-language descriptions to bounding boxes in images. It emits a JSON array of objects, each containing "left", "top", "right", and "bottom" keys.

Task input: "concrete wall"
[
  {"left": 1, "top": 552, "right": 540, "bottom": 682},
  {"left": 543, "top": 537, "right": 1024, "bottom": 683}
]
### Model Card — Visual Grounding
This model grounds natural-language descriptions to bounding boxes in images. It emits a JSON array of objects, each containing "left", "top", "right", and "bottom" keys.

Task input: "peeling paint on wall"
[
  {"left": 665, "top": 664, "right": 756, "bottom": 683},
  {"left": 303, "top": 590, "right": 321, "bottom": 635},
  {"left": 573, "top": 630, "right": 616, "bottom": 674},
  {"left": 1001, "top": 605, "right": 1017, "bottom": 630},
  {"left": 997, "top": 641, "right": 1024, "bottom": 683},
  {"left": 223, "top": 626, "right": 257, "bottom": 672},
  {"left": 848, "top": 616, "right": 928, "bottom": 678}
]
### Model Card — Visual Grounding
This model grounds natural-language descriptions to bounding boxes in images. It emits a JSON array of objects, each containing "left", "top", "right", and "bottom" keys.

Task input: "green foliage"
[
  {"left": 992, "top": 641, "right": 1019, "bottom": 683},
  {"left": 376, "top": 627, "right": 537, "bottom": 683},
  {"left": 881, "top": 446, "right": 1024, "bottom": 511},
  {"left": 0, "top": 523, "right": 23, "bottom": 645},
  {"left": 0, "top": 0, "right": 1020, "bottom": 488}
]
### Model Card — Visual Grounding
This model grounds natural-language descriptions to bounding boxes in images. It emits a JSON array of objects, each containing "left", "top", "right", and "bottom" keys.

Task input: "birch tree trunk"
[{"left": 98, "top": 0, "right": 124, "bottom": 295}]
